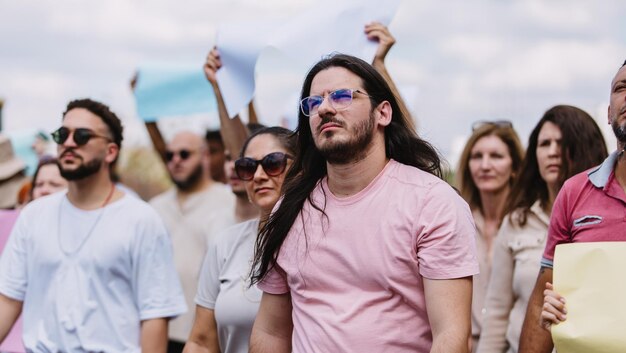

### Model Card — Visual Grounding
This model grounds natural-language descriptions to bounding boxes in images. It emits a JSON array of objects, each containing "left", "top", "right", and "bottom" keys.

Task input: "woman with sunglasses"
[
  {"left": 184, "top": 127, "right": 295, "bottom": 353},
  {"left": 456, "top": 121, "right": 525, "bottom": 352},
  {"left": 476, "top": 105, "right": 608, "bottom": 353}
]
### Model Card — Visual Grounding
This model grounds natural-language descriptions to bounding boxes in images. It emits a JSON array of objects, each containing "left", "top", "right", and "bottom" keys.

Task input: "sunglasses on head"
[
  {"left": 300, "top": 88, "right": 370, "bottom": 117},
  {"left": 471, "top": 120, "right": 513, "bottom": 132},
  {"left": 51, "top": 127, "right": 112, "bottom": 146},
  {"left": 234, "top": 152, "right": 292, "bottom": 181},
  {"left": 165, "top": 149, "right": 193, "bottom": 162}
]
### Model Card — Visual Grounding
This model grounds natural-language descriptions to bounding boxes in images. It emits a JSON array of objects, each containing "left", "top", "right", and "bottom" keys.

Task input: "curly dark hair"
[{"left": 63, "top": 98, "right": 124, "bottom": 149}]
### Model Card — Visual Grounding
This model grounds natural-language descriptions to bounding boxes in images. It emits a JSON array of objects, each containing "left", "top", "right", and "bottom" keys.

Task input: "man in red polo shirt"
[{"left": 519, "top": 60, "right": 626, "bottom": 353}]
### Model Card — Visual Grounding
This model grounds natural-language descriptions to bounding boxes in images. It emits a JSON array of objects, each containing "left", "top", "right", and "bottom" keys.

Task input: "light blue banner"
[{"left": 134, "top": 64, "right": 217, "bottom": 122}]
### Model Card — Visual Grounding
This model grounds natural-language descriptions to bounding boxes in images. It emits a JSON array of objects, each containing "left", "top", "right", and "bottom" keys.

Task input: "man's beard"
[
  {"left": 612, "top": 117, "right": 626, "bottom": 144},
  {"left": 58, "top": 158, "right": 102, "bottom": 181},
  {"left": 316, "top": 111, "right": 376, "bottom": 165},
  {"left": 173, "top": 163, "right": 203, "bottom": 191}
]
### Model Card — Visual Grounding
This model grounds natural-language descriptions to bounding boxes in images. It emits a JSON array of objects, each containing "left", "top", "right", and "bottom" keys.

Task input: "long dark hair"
[
  {"left": 505, "top": 105, "right": 608, "bottom": 225},
  {"left": 250, "top": 54, "right": 442, "bottom": 285}
]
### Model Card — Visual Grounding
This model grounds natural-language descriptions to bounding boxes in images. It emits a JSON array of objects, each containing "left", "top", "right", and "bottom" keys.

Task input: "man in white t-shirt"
[
  {"left": 150, "top": 131, "right": 235, "bottom": 350},
  {"left": 0, "top": 98, "right": 186, "bottom": 352},
  {"left": 249, "top": 54, "right": 478, "bottom": 353}
]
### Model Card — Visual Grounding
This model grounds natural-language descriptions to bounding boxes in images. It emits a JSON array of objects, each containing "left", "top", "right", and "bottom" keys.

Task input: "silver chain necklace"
[{"left": 57, "top": 184, "right": 115, "bottom": 257}]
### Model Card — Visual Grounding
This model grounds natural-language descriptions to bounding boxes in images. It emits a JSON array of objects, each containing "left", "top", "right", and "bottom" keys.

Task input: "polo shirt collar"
[{"left": 587, "top": 151, "right": 619, "bottom": 188}]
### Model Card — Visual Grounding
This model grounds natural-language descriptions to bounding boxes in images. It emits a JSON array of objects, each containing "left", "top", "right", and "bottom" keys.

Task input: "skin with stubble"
[{"left": 166, "top": 132, "right": 213, "bottom": 200}]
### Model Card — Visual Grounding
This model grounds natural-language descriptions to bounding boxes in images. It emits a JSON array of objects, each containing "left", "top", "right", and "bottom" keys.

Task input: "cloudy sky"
[{"left": 1, "top": 0, "right": 625, "bottom": 166}]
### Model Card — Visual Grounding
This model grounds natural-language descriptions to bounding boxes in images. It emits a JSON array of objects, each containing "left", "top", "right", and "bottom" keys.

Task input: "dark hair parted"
[
  {"left": 250, "top": 53, "right": 442, "bottom": 285},
  {"left": 505, "top": 105, "right": 608, "bottom": 225},
  {"left": 63, "top": 98, "right": 124, "bottom": 149},
  {"left": 239, "top": 126, "right": 296, "bottom": 158},
  {"left": 456, "top": 123, "right": 524, "bottom": 215}
]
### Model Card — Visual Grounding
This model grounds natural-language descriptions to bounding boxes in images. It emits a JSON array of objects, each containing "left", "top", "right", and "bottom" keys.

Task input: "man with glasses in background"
[
  {"left": 0, "top": 98, "right": 186, "bottom": 352},
  {"left": 248, "top": 54, "right": 478, "bottom": 353},
  {"left": 150, "top": 130, "right": 235, "bottom": 351}
]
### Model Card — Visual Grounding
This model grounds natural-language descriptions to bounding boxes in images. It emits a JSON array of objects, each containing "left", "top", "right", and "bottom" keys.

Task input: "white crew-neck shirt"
[{"left": 0, "top": 192, "right": 187, "bottom": 352}]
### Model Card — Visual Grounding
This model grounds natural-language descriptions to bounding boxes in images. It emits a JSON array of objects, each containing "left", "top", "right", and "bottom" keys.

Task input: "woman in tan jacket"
[
  {"left": 457, "top": 121, "right": 524, "bottom": 352},
  {"left": 476, "top": 105, "right": 608, "bottom": 353}
]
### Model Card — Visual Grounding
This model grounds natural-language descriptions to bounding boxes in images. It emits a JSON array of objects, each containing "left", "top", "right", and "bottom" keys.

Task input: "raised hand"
[
  {"left": 365, "top": 21, "right": 396, "bottom": 65},
  {"left": 203, "top": 47, "right": 222, "bottom": 86}
]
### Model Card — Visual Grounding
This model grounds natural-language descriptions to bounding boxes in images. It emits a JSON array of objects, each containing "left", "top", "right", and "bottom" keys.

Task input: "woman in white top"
[
  {"left": 457, "top": 121, "right": 525, "bottom": 351},
  {"left": 476, "top": 105, "right": 608, "bottom": 353},
  {"left": 184, "top": 127, "right": 295, "bottom": 353}
]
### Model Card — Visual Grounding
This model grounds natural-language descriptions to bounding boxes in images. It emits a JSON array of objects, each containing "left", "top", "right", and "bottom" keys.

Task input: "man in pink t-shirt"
[
  {"left": 248, "top": 54, "right": 478, "bottom": 353},
  {"left": 519, "top": 60, "right": 626, "bottom": 353}
]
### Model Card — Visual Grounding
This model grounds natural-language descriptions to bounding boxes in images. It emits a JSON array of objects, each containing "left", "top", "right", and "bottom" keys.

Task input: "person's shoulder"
[
  {"left": 561, "top": 169, "right": 593, "bottom": 194},
  {"left": 391, "top": 160, "right": 455, "bottom": 194},
  {"left": 205, "top": 182, "right": 235, "bottom": 198},
  {"left": 115, "top": 194, "right": 165, "bottom": 222},
  {"left": 22, "top": 190, "right": 64, "bottom": 215},
  {"left": 149, "top": 188, "right": 175, "bottom": 206},
  {"left": 214, "top": 219, "right": 259, "bottom": 246},
  {"left": 391, "top": 160, "right": 445, "bottom": 184}
]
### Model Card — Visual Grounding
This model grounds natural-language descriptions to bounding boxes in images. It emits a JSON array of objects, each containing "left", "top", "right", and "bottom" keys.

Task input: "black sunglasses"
[
  {"left": 471, "top": 120, "right": 513, "bottom": 132},
  {"left": 165, "top": 149, "right": 193, "bottom": 162},
  {"left": 51, "top": 127, "right": 111, "bottom": 146},
  {"left": 234, "top": 152, "right": 292, "bottom": 181}
]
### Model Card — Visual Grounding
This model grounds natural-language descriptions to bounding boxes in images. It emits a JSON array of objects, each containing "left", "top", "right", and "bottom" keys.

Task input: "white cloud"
[
  {"left": 516, "top": 1, "right": 593, "bottom": 29},
  {"left": 440, "top": 34, "right": 505, "bottom": 67},
  {"left": 482, "top": 40, "right": 623, "bottom": 91}
]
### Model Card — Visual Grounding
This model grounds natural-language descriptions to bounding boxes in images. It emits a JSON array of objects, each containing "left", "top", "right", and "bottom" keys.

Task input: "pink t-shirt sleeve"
[
  {"left": 416, "top": 183, "right": 479, "bottom": 280},
  {"left": 258, "top": 262, "right": 290, "bottom": 294},
  {"left": 542, "top": 184, "right": 572, "bottom": 265}
]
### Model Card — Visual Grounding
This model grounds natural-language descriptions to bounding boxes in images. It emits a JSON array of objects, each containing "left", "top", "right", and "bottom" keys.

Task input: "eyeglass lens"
[{"left": 301, "top": 89, "right": 356, "bottom": 117}]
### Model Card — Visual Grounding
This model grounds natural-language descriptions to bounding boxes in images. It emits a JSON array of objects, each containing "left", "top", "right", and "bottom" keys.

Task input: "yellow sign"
[{"left": 552, "top": 242, "right": 626, "bottom": 353}]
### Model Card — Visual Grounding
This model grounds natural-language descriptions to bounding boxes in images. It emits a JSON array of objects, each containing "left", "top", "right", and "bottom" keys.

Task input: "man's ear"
[
  {"left": 105, "top": 143, "right": 119, "bottom": 164},
  {"left": 376, "top": 101, "right": 392, "bottom": 127}
]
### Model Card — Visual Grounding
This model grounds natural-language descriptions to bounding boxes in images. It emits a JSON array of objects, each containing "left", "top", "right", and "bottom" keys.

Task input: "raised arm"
[
  {"left": 249, "top": 292, "right": 293, "bottom": 353},
  {"left": 424, "top": 277, "right": 473, "bottom": 353},
  {"left": 0, "top": 294, "right": 22, "bottom": 343},
  {"left": 204, "top": 47, "right": 250, "bottom": 157},
  {"left": 365, "top": 22, "right": 416, "bottom": 132},
  {"left": 519, "top": 267, "right": 554, "bottom": 353},
  {"left": 130, "top": 72, "right": 168, "bottom": 165}
]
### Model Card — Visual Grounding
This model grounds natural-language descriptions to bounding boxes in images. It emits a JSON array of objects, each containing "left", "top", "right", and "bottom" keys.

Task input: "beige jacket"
[{"left": 476, "top": 201, "right": 549, "bottom": 353}]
